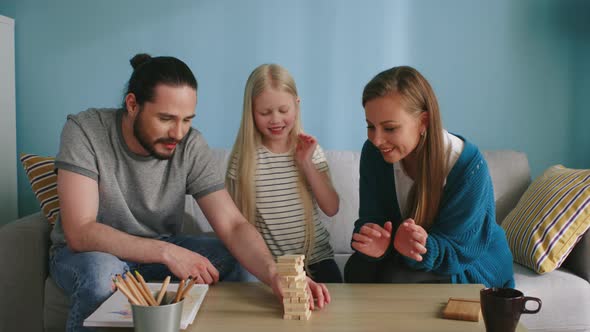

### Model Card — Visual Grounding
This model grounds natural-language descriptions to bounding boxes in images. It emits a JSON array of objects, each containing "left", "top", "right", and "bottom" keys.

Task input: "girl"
[
  {"left": 344, "top": 66, "right": 514, "bottom": 288},
  {"left": 226, "top": 64, "right": 342, "bottom": 283}
]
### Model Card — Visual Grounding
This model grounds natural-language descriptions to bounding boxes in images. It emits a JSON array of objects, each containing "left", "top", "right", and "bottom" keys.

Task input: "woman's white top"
[{"left": 394, "top": 130, "right": 465, "bottom": 219}]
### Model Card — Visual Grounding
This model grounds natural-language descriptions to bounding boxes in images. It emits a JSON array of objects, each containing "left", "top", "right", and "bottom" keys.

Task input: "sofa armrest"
[
  {"left": 562, "top": 231, "right": 590, "bottom": 282},
  {"left": 0, "top": 213, "right": 51, "bottom": 332}
]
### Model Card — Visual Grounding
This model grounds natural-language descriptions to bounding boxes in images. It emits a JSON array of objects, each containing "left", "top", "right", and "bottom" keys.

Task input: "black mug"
[{"left": 480, "top": 288, "right": 542, "bottom": 332}]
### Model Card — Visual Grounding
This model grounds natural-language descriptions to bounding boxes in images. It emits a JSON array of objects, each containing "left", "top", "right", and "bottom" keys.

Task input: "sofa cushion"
[
  {"left": 514, "top": 262, "right": 590, "bottom": 331},
  {"left": 320, "top": 150, "right": 359, "bottom": 255},
  {"left": 502, "top": 165, "right": 590, "bottom": 274},
  {"left": 483, "top": 150, "right": 531, "bottom": 224},
  {"left": 20, "top": 154, "right": 60, "bottom": 225},
  {"left": 44, "top": 277, "right": 69, "bottom": 330},
  {"left": 0, "top": 212, "right": 51, "bottom": 332}
]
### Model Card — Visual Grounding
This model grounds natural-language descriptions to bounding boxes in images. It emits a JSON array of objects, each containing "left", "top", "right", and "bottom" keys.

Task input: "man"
[{"left": 50, "top": 54, "right": 330, "bottom": 332}]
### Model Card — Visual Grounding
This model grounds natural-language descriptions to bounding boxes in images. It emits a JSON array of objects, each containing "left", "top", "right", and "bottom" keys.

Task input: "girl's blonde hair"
[
  {"left": 362, "top": 66, "right": 446, "bottom": 230},
  {"left": 226, "top": 64, "right": 316, "bottom": 270}
]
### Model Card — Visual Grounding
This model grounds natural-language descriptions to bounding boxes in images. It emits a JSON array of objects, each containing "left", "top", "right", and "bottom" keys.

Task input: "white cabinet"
[{"left": 0, "top": 15, "right": 17, "bottom": 223}]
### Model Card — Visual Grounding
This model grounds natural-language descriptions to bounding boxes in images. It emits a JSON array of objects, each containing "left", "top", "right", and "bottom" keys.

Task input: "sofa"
[{"left": 1, "top": 148, "right": 589, "bottom": 332}]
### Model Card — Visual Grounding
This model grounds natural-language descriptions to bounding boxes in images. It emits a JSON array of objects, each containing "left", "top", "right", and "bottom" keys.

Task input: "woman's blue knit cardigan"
[{"left": 353, "top": 137, "right": 515, "bottom": 288}]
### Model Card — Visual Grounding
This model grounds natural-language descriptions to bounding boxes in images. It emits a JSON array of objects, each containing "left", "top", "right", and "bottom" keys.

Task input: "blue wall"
[
  {"left": 2, "top": 0, "right": 587, "bottom": 217},
  {"left": 569, "top": 1, "right": 590, "bottom": 169},
  {"left": 0, "top": 4, "right": 15, "bottom": 18},
  {"left": 572, "top": 40, "right": 590, "bottom": 169}
]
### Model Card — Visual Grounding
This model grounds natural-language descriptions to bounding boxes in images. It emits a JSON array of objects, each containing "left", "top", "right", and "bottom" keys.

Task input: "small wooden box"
[{"left": 442, "top": 297, "right": 481, "bottom": 322}]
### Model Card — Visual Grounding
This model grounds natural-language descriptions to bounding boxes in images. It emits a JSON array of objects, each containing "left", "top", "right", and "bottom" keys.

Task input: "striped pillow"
[
  {"left": 502, "top": 165, "right": 590, "bottom": 274},
  {"left": 20, "top": 154, "right": 59, "bottom": 225}
]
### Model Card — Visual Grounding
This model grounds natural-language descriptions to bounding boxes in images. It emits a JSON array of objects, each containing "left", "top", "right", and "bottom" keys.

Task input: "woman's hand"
[
  {"left": 351, "top": 222, "right": 393, "bottom": 258},
  {"left": 393, "top": 219, "right": 428, "bottom": 261}
]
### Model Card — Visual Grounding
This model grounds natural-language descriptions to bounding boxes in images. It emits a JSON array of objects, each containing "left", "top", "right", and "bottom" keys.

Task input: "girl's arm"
[
  {"left": 295, "top": 134, "right": 339, "bottom": 216},
  {"left": 300, "top": 162, "right": 339, "bottom": 216}
]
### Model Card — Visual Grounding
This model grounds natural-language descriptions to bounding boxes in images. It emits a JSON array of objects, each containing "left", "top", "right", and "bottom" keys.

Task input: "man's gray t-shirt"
[{"left": 50, "top": 108, "right": 224, "bottom": 246}]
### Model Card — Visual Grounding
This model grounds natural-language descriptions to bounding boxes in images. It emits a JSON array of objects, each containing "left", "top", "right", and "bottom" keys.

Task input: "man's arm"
[
  {"left": 59, "top": 169, "right": 219, "bottom": 281},
  {"left": 197, "top": 189, "right": 331, "bottom": 309},
  {"left": 196, "top": 189, "right": 276, "bottom": 284}
]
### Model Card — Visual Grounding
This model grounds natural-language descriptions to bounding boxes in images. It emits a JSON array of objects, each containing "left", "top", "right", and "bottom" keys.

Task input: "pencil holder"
[{"left": 131, "top": 292, "right": 183, "bottom": 332}]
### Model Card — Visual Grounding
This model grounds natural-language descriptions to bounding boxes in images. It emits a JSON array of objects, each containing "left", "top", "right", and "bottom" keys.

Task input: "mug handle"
[{"left": 522, "top": 296, "right": 542, "bottom": 314}]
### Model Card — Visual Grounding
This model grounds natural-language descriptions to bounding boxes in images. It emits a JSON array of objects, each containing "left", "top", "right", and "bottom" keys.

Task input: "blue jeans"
[{"left": 49, "top": 235, "right": 243, "bottom": 332}]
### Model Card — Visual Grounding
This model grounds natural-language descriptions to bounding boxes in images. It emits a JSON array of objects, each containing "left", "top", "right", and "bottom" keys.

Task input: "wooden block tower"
[{"left": 277, "top": 254, "right": 311, "bottom": 320}]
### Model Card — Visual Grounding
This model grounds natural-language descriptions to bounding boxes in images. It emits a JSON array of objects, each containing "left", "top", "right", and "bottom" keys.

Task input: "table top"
[
  {"left": 104, "top": 282, "right": 527, "bottom": 332},
  {"left": 188, "top": 282, "right": 527, "bottom": 332}
]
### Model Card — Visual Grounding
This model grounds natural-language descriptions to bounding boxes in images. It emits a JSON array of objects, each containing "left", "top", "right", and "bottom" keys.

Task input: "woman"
[{"left": 344, "top": 66, "right": 514, "bottom": 288}]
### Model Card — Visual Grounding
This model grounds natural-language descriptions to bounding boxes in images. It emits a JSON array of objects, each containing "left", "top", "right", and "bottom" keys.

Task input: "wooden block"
[
  {"left": 284, "top": 302, "right": 309, "bottom": 311},
  {"left": 277, "top": 255, "right": 305, "bottom": 263},
  {"left": 285, "top": 307, "right": 310, "bottom": 315},
  {"left": 277, "top": 270, "right": 303, "bottom": 277},
  {"left": 282, "top": 289, "right": 307, "bottom": 297},
  {"left": 297, "top": 296, "right": 309, "bottom": 303},
  {"left": 277, "top": 261, "right": 304, "bottom": 268},
  {"left": 283, "top": 310, "right": 311, "bottom": 321},
  {"left": 279, "top": 274, "right": 306, "bottom": 283},
  {"left": 284, "top": 281, "right": 307, "bottom": 289},
  {"left": 279, "top": 284, "right": 307, "bottom": 292},
  {"left": 277, "top": 268, "right": 304, "bottom": 276},
  {"left": 277, "top": 264, "right": 303, "bottom": 270},
  {"left": 296, "top": 310, "right": 312, "bottom": 320},
  {"left": 284, "top": 308, "right": 308, "bottom": 314},
  {"left": 442, "top": 298, "right": 481, "bottom": 322}
]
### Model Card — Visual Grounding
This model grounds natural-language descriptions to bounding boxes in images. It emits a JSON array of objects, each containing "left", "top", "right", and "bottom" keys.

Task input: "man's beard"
[{"left": 133, "top": 112, "right": 179, "bottom": 160}]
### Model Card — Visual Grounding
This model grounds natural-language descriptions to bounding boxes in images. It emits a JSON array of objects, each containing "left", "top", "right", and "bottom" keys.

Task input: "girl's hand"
[
  {"left": 351, "top": 222, "right": 393, "bottom": 258},
  {"left": 295, "top": 133, "right": 317, "bottom": 166},
  {"left": 393, "top": 219, "right": 428, "bottom": 261}
]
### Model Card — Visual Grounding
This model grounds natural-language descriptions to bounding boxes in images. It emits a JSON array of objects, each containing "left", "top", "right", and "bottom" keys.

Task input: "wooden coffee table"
[
  {"left": 190, "top": 282, "right": 526, "bottom": 332},
  {"left": 105, "top": 282, "right": 527, "bottom": 331}
]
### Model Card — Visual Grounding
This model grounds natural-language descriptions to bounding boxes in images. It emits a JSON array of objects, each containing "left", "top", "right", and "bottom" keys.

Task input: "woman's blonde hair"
[
  {"left": 362, "top": 66, "right": 446, "bottom": 230},
  {"left": 226, "top": 64, "right": 316, "bottom": 269}
]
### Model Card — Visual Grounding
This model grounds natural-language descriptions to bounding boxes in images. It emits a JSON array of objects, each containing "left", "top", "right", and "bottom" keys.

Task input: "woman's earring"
[{"left": 417, "top": 130, "right": 427, "bottom": 151}]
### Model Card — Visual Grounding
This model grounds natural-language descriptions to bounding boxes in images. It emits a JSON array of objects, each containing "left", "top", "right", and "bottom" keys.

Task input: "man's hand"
[
  {"left": 163, "top": 244, "right": 219, "bottom": 284},
  {"left": 270, "top": 273, "right": 331, "bottom": 311},
  {"left": 393, "top": 219, "right": 428, "bottom": 261},
  {"left": 351, "top": 222, "right": 393, "bottom": 258}
]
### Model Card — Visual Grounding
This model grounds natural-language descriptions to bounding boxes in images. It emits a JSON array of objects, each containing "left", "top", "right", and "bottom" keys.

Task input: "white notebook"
[{"left": 84, "top": 282, "right": 208, "bottom": 329}]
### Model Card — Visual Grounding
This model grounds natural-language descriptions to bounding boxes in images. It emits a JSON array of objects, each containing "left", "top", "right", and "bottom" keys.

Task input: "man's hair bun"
[{"left": 130, "top": 53, "right": 152, "bottom": 70}]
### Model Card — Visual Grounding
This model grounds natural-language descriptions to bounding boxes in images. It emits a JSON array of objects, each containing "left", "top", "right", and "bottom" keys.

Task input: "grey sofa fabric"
[
  {"left": 513, "top": 262, "right": 590, "bottom": 332},
  {"left": 483, "top": 150, "right": 532, "bottom": 224},
  {"left": 44, "top": 277, "right": 69, "bottom": 330},
  {"left": 0, "top": 212, "right": 50, "bottom": 332}
]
